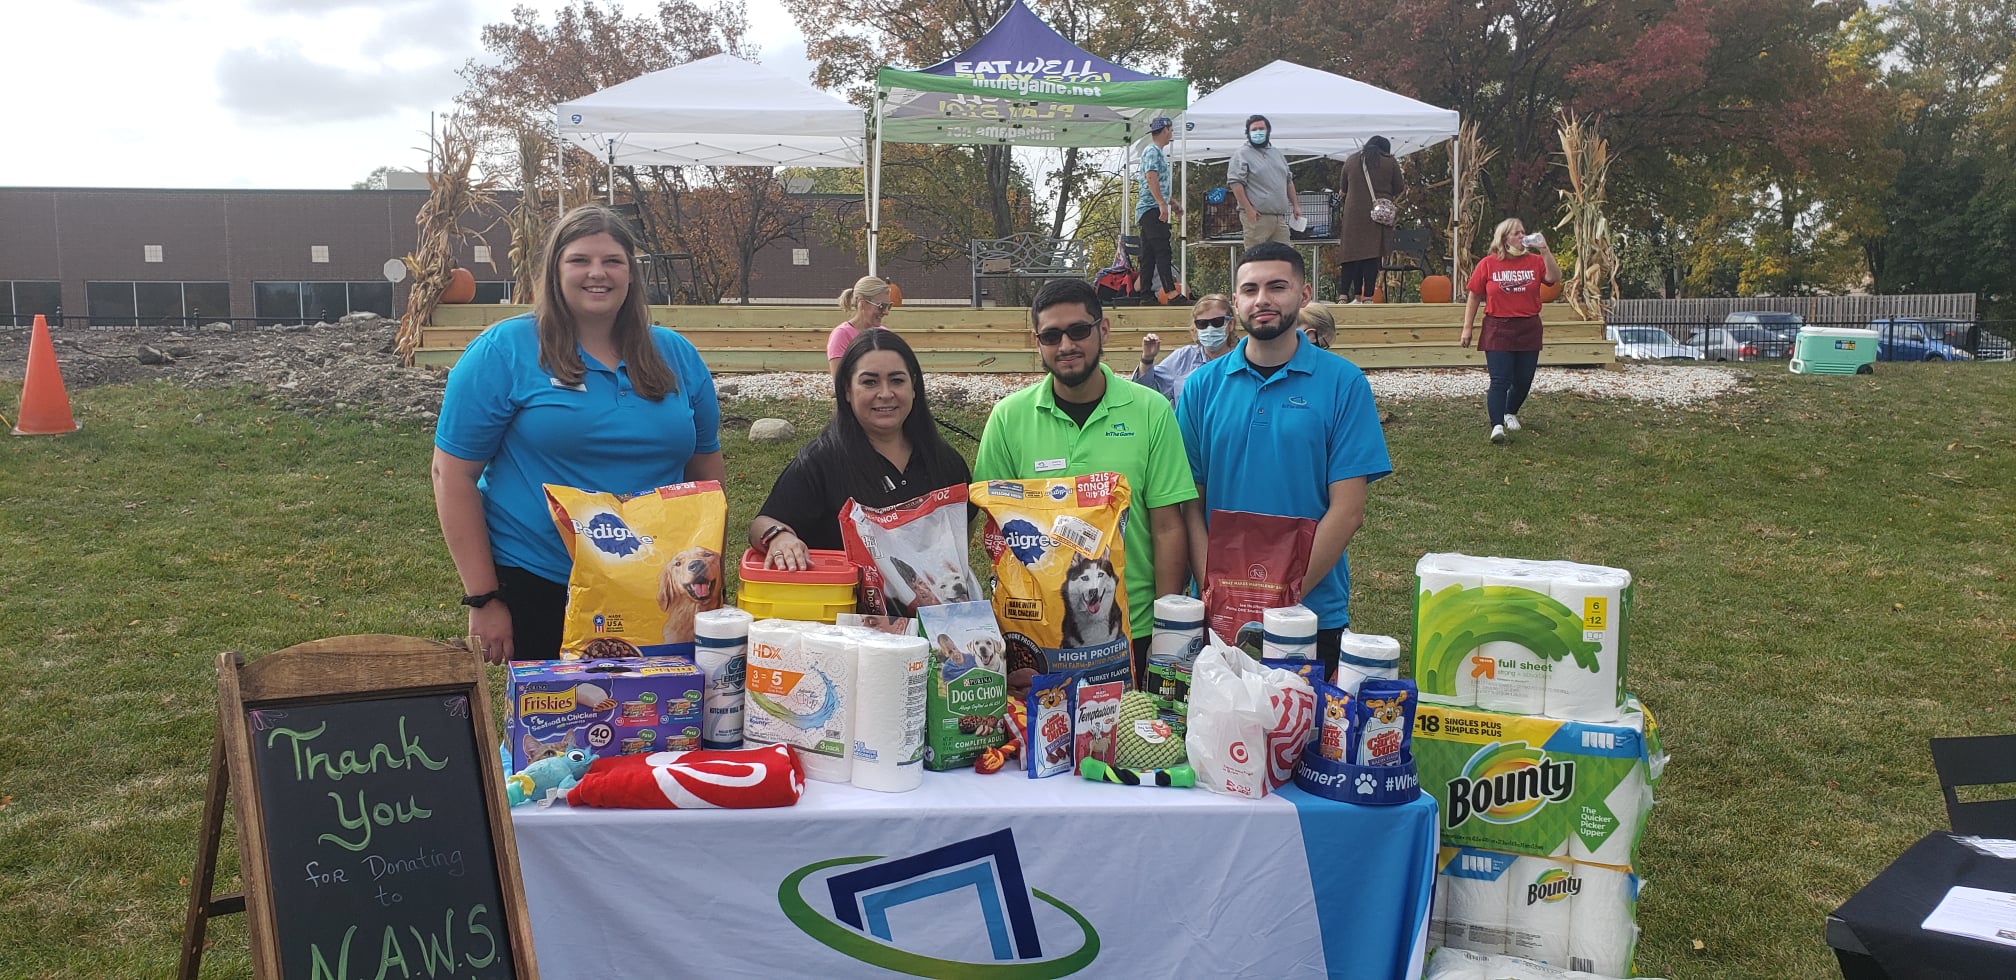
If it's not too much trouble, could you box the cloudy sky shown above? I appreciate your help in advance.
[0,0,815,189]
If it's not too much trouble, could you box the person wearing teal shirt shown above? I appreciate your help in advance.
[974,278,1197,680]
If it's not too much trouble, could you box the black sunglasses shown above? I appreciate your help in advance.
[1034,321,1099,346]
[1194,315,1230,329]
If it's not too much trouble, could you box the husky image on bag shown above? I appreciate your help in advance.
[1061,553,1124,648]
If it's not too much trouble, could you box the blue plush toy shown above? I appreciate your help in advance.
[506,746,594,807]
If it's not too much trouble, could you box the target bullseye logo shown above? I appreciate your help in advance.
[1229,741,1249,764]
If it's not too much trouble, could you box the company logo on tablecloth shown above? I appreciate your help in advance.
[778,828,1100,976]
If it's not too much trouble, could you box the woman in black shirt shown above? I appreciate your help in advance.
[748,330,972,568]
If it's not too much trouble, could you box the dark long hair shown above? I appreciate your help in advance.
[532,205,677,399]
[809,329,958,498]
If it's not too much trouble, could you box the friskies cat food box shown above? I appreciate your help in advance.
[505,658,704,773]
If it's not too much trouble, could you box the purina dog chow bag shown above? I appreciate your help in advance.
[914,600,1009,771]
[545,481,729,660]
[970,474,1135,690]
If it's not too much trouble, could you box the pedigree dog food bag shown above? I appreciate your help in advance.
[545,481,729,660]
[970,474,1134,690]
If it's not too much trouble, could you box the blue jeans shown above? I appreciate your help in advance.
[1485,349,1540,426]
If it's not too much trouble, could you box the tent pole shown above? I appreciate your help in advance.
[607,146,616,205]
[556,141,565,212]
[868,93,885,278]
[1178,121,1188,293]
[1449,135,1460,294]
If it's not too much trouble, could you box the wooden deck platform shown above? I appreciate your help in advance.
[418,303,1613,373]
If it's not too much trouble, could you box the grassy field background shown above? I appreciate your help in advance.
[1,363,2011,977]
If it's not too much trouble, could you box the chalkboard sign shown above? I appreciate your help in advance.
[180,635,537,979]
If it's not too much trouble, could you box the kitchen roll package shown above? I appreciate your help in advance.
[744,619,859,783]
[1433,848,1643,977]
[1425,947,1660,980]
[1334,630,1401,696]
[1261,604,1319,661]
[1149,594,1206,668]
[849,631,929,793]
[1413,554,1633,720]
[692,607,754,749]
[1416,701,1663,864]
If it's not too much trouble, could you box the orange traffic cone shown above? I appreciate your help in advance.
[12,314,81,436]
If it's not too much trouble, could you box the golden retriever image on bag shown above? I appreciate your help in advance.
[545,481,728,660]
[970,473,1135,691]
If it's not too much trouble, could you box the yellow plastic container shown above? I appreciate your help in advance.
[735,548,859,623]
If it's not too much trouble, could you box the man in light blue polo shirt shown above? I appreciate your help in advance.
[1177,241,1391,675]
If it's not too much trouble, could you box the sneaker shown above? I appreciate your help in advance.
[1503,414,1522,432]
[1490,424,1510,444]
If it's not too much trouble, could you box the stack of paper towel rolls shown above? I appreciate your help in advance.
[1413,554,1630,723]
[1261,604,1319,660]
[1429,848,1639,977]
[693,607,753,749]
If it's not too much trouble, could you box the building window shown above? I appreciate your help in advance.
[144,244,164,263]
[84,281,231,326]
[4,281,62,326]
[470,281,513,304]
[254,281,305,324]
[792,248,811,266]
[87,282,138,325]
[473,245,492,264]
[253,281,399,323]
[311,245,330,263]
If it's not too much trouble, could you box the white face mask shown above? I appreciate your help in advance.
[1198,325,1229,349]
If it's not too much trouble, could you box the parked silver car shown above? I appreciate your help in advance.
[1607,325,1705,360]
[1687,327,1793,361]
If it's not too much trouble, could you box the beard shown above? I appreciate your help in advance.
[1239,305,1299,342]
[1045,348,1102,388]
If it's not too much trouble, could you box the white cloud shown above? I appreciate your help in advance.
[215,41,455,123]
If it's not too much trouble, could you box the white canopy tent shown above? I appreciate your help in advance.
[1143,61,1461,289]
[554,54,868,205]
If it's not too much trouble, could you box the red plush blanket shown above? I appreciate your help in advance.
[565,744,806,809]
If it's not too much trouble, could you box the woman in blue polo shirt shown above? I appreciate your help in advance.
[432,206,724,662]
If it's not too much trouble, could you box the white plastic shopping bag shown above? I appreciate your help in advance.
[1184,637,1316,798]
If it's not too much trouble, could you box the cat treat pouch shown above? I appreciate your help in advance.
[545,481,729,660]
[970,474,1134,690]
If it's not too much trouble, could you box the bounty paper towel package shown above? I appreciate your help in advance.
[1416,701,1662,865]
[1433,848,1643,977]
[1414,554,1633,721]
[506,658,705,772]
[1425,947,1661,980]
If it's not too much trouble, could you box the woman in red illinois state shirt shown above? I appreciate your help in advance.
[1461,217,1562,445]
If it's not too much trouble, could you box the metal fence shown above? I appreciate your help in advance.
[1609,294,1977,323]
[2,310,372,331]
[1606,318,2015,363]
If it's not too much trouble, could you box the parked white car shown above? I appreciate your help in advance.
[1607,325,1705,361]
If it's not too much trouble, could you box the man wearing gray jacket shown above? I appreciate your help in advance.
[1227,113,1300,249]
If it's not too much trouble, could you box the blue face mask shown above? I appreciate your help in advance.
[1248,130,1269,146]
[1198,325,1229,349]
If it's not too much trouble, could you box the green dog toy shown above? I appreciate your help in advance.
[1079,758,1196,787]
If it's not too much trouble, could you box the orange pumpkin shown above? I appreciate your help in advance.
[441,267,477,304]
[886,280,904,308]
[1419,274,1454,304]
[1539,279,1564,303]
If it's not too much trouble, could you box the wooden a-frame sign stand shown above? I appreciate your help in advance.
[179,635,538,978]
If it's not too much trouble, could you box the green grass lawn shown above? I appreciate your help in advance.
[2,364,2011,977]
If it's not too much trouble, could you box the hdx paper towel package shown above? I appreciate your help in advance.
[1429,847,1644,977]
[1415,700,1664,866]
[1413,554,1632,722]
[744,619,858,783]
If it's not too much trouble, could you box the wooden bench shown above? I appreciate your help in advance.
[970,233,1092,308]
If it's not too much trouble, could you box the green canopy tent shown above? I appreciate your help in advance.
[867,0,1188,276]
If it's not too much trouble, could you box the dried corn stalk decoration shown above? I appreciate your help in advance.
[507,129,548,305]
[1452,121,1496,288]
[396,119,500,366]
[1554,114,1619,321]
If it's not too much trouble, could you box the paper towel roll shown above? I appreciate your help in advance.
[850,632,928,793]
[1475,567,1549,715]
[1569,759,1650,867]
[1416,560,1484,707]
[1150,594,1207,668]
[1503,856,1574,966]
[1567,864,1639,977]
[1420,948,1494,980]
[692,607,754,749]
[1441,852,1513,955]
[797,626,860,783]
[1428,874,1450,950]
[1543,569,1628,723]
[1262,604,1319,660]
[1334,630,1401,696]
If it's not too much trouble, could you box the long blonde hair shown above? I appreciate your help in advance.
[838,276,890,311]
[1487,217,1527,262]
[532,205,676,398]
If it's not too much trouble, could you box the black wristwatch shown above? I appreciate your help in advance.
[759,523,790,549]
[460,589,503,608]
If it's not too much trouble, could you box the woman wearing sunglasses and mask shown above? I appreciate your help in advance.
[1131,294,1238,405]
[826,275,894,375]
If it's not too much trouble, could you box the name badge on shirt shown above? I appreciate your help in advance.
[549,378,588,392]
[1033,457,1067,473]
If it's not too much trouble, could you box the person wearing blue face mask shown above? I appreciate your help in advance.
[1131,293,1237,405]
[1226,113,1300,250]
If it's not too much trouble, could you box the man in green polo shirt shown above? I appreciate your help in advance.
[975,278,1197,681]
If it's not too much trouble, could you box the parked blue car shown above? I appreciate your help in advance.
[1868,318,1974,361]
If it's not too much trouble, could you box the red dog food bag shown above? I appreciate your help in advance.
[1203,510,1317,657]
[841,485,983,620]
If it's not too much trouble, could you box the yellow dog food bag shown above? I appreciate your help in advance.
[545,481,728,660]
[970,474,1134,689]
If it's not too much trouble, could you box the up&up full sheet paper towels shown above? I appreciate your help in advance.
[1414,701,1663,868]
[1413,554,1633,722]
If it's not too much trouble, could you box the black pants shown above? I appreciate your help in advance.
[496,564,569,661]
[1315,627,1347,681]
[1485,349,1541,426]
[1136,207,1175,296]
[1337,257,1380,300]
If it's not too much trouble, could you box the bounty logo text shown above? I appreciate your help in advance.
[1445,741,1576,828]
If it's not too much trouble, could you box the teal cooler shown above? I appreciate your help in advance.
[1791,327,1878,374]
